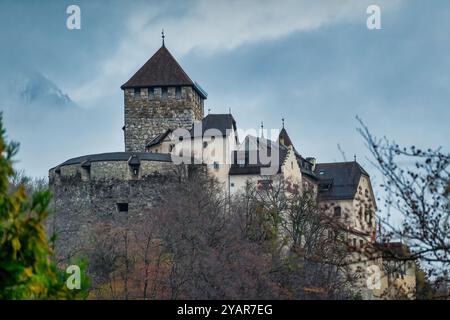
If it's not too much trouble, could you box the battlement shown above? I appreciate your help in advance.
[123,86,204,152]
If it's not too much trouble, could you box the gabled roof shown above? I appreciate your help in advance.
[278,128,294,149]
[296,155,318,180]
[229,136,289,175]
[146,129,172,148]
[315,161,370,200]
[121,45,206,98]
[190,114,236,137]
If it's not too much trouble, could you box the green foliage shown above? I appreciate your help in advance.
[0,114,85,299]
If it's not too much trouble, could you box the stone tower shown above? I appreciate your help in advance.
[121,43,207,152]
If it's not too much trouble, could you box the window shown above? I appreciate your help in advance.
[366,211,373,225]
[169,144,175,152]
[117,203,128,212]
[360,239,364,249]
[353,238,357,247]
[162,87,168,100]
[213,162,219,170]
[148,88,154,100]
[230,183,235,187]
[203,141,208,148]
[334,206,342,217]
[176,87,182,99]
[134,88,140,100]
[179,136,184,142]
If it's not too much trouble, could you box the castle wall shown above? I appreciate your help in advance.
[48,158,180,263]
[124,86,204,152]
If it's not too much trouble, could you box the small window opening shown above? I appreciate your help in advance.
[134,88,140,100]
[117,203,128,212]
[334,206,342,217]
[162,87,168,100]
[148,88,154,100]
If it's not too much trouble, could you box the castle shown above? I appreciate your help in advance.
[48,39,416,299]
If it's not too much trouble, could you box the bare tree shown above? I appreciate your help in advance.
[357,117,449,286]
[233,177,357,299]
[150,169,281,299]
[81,167,358,299]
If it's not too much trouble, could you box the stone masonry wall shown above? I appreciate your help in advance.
[48,160,180,263]
[124,86,204,152]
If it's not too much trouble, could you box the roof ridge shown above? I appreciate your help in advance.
[161,46,194,85]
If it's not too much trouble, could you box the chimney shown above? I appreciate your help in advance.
[306,157,316,171]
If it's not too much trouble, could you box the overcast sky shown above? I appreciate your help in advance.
[0,0,449,191]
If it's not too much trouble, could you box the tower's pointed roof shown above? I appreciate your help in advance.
[278,128,294,149]
[121,45,195,89]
